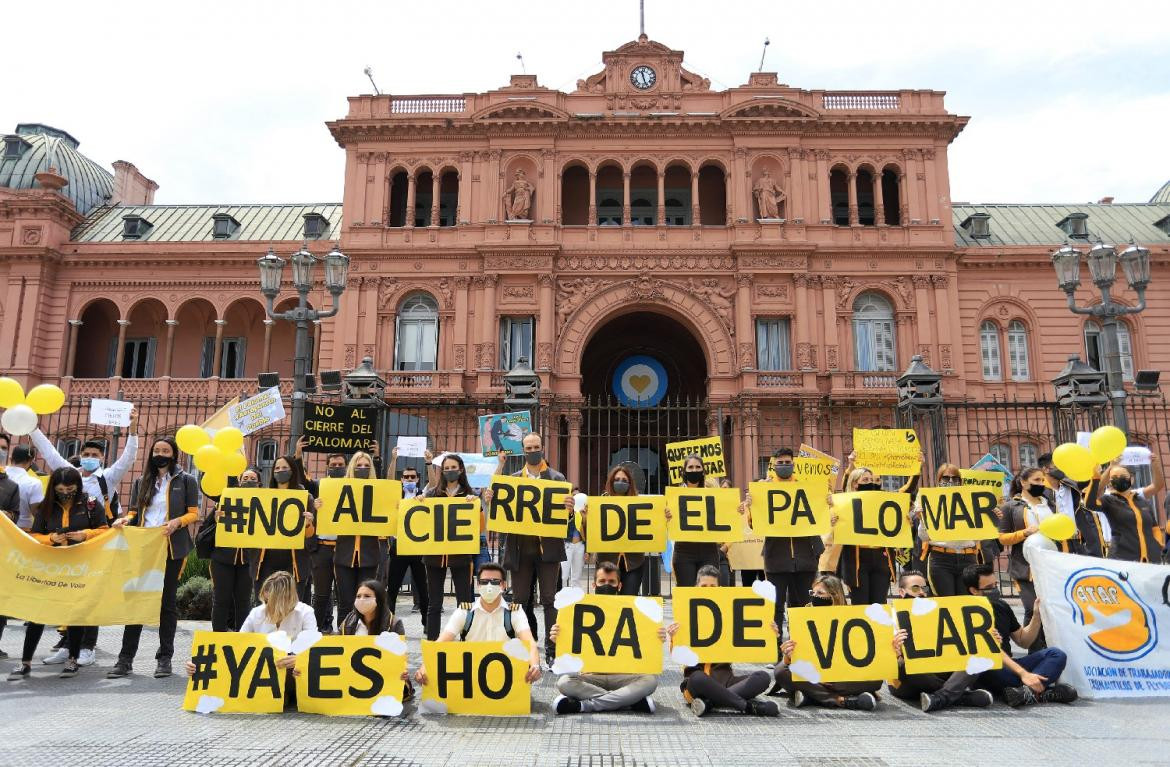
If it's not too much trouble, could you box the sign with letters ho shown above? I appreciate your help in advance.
[420,640,533,716]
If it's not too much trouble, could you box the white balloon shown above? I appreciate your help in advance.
[1022,532,1057,566]
[1,404,38,436]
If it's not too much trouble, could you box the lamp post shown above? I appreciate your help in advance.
[895,354,944,474]
[258,242,350,449]
[1051,239,1150,433]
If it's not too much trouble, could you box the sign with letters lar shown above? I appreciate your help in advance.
[748,479,830,537]
[216,488,309,549]
[486,474,572,538]
[397,497,482,555]
[584,495,667,553]
[553,592,664,675]
[829,491,913,548]
[314,478,401,537]
[892,596,1002,675]
[665,487,742,543]
[787,604,899,683]
[421,640,533,716]
[672,586,776,664]
[917,486,1001,542]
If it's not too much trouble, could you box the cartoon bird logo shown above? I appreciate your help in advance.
[1064,569,1157,662]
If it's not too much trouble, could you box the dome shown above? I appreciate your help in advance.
[0,124,114,215]
[1152,179,1170,204]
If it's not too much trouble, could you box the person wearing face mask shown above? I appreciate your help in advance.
[340,579,414,703]
[30,412,138,528]
[997,467,1059,633]
[4,444,45,532]
[826,465,898,605]
[576,466,648,595]
[916,464,983,598]
[307,453,349,633]
[108,437,200,680]
[417,454,484,640]
[668,454,721,588]
[1088,457,1165,563]
[0,435,21,659]
[250,455,317,610]
[382,447,433,629]
[1039,452,1105,558]
[549,561,666,715]
[201,468,263,632]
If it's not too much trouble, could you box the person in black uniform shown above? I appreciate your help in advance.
[421,453,483,640]
[668,454,720,588]
[321,451,387,632]
[1088,456,1165,563]
[829,464,897,605]
[1039,451,1105,557]
[250,455,316,605]
[309,453,349,632]
[577,464,648,595]
[384,447,431,629]
[205,467,262,631]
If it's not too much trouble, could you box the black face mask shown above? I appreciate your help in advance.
[524,450,544,466]
[774,464,795,479]
[594,583,620,596]
[239,480,260,488]
[612,479,630,495]
[857,482,882,492]
[151,455,173,470]
[327,467,346,479]
[683,470,705,485]
[980,587,1003,601]
[353,468,372,480]
[1026,483,1047,498]
[442,469,461,484]
[809,595,834,607]
[273,470,293,484]
[1111,477,1132,493]
[55,490,77,504]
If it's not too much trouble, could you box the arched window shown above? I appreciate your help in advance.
[852,293,896,372]
[1018,442,1038,470]
[980,321,1002,381]
[395,293,439,371]
[990,442,1012,472]
[1007,321,1030,381]
[1084,320,1134,381]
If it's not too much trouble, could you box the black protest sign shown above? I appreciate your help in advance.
[302,402,377,454]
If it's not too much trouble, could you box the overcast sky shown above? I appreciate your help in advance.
[7,0,1167,206]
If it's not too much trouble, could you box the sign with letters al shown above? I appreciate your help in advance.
[420,640,533,715]
[486,474,571,538]
[917,486,1001,542]
[294,633,409,717]
[787,604,899,683]
[552,591,664,675]
[748,480,830,537]
[302,402,377,454]
[584,495,667,553]
[315,478,401,537]
[671,585,776,664]
[396,497,482,556]
[892,596,1002,675]
[829,491,912,548]
[183,630,288,714]
[664,437,726,484]
[216,488,309,549]
[665,487,742,543]
[852,428,920,476]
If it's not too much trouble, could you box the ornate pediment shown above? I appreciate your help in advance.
[720,98,820,122]
[574,35,710,95]
[469,101,571,123]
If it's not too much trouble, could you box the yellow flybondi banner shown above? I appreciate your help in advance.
[852,428,921,476]
[748,480,830,537]
[787,604,899,683]
[315,478,401,537]
[396,497,482,556]
[665,487,743,543]
[891,596,1003,675]
[917,486,1002,542]
[294,634,409,717]
[584,495,667,553]
[216,488,310,549]
[183,630,287,714]
[421,640,533,715]
[553,593,664,675]
[671,586,776,664]
[485,474,572,538]
[829,491,913,548]
[664,437,726,484]
[0,516,167,626]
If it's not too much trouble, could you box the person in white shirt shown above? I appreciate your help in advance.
[5,445,44,531]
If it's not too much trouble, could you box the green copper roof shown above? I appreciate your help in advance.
[0,124,114,215]
[953,202,1170,247]
[72,203,343,242]
[1151,180,1170,204]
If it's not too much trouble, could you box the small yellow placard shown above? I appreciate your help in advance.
[396,497,482,556]
[216,489,310,549]
[672,587,775,664]
[554,594,664,674]
[852,428,921,476]
[486,474,572,538]
[830,491,913,548]
[421,640,532,716]
[664,437,726,484]
[748,480,830,537]
[787,605,899,683]
[891,596,1002,675]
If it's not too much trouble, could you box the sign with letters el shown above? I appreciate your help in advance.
[671,585,776,664]
[303,402,377,454]
[787,604,899,683]
[892,596,1002,676]
[664,437,726,485]
[748,480,830,537]
[294,633,409,717]
[396,497,482,556]
[183,630,288,714]
[584,495,667,553]
[216,488,309,549]
[917,486,1001,542]
[314,478,401,537]
[420,640,533,716]
[665,487,743,543]
[486,474,572,538]
[552,591,664,675]
[829,491,912,548]
[852,428,920,476]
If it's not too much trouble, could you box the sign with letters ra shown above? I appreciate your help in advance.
[216,488,309,549]
[314,478,401,537]
[302,402,377,454]
[852,427,920,476]
[421,640,533,716]
[917,486,1001,542]
[671,584,777,664]
[892,596,1002,676]
[396,497,482,556]
[294,633,409,717]
[183,630,287,714]
[664,437,726,484]
[553,591,664,675]
[748,480,830,537]
[787,604,899,683]
[830,491,912,548]
[665,486,743,543]
[486,474,571,538]
[584,495,667,553]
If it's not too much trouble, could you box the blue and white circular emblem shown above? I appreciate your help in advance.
[613,355,668,407]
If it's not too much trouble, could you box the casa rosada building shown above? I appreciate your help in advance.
[2,35,1169,487]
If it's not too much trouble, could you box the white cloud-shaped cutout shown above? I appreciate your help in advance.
[102,533,130,550]
[751,579,777,603]
[375,632,407,656]
[502,638,530,662]
[670,646,700,666]
[865,603,895,626]
[551,654,584,675]
[290,630,323,654]
[553,586,585,609]
[965,656,995,675]
[122,569,165,592]
[789,660,821,683]
[634,597,663,623]
[371,695,403,717]
[194,695,224,714]
[911,597,938,616]
[266,630,292,653]
[419,698,448,715]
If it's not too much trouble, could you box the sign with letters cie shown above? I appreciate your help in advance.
[917,486,1001,542]
[748,480,830,537]
[893,596,1002,676]
[553,591,664,675]
[216,488,309,550]
[665,487,743,543]
[314,478,402,537]
[584,495,667,553]
[421,640,533,716]
[852,428,920,476]
[302,402,377,454]
[486,474,572,538]
[787,604,899,683]
[664,437,726,485]
[396,497,482,556]
[671,585,777,664]
[830,491,913,548]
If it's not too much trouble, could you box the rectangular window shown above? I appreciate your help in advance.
[499,316,535,370]
[110,337,156,378]
[755,318,792,371]
[980,325,1002,380]
[1007,326,1030,381]
[395,319,438,371]
[200,337,247,378]
[854,319,896,372]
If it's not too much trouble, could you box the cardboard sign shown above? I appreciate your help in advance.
[892,596,1002,676]
[792,457,837,489]
[671,586,776,664]
[88,398,133,428]
[665,487,743,543]
[435,452,496,489]
[726,528,764,571]
[216,488,310,549]
[799,443,841,472]
[664,437,726,484]
[294,634,409,717]
[314,478,401,537]
[486,474,572,538]
[479,411,531,456]
[395,436,427,458]
[852,428,920,476]
[583,495,667,553]
[971,453,1013,479]
[397,497,482,556]
[421,640,532,716]
[960,468,1010,500]
[830,491,913,548]
[787,605,899,683]
[183,630,287,714]
[748,480,830,537]
[228,387,286,436]
[303,402,377,454]
[917,486,1001,542]
[553,592,664,674]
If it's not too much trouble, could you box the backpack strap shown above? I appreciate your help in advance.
[459,603,475,640]
[505,602,520,639]
[96,473,119,521]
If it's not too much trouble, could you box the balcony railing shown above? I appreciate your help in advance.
[757,373,802,388]
[391,96,466,114]
[821,93,901,110]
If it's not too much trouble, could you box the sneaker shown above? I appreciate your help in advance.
[106,662,132,679]
[1038,683,1078,704]
[1003,685,1037,708]
[748,698,780,717]
[792,690,808,708]
[689,696,709,717]
[154,659,173,678]
[59,661,79,679]
[77,649,96,667]
[920,692,944,713]
[843,691,877,711]
[959,689,994,708]
[553,694,582,715]
[6,664,30,681]
[0,649,8,660]
[41,647,69,665]
[629,696,656,714]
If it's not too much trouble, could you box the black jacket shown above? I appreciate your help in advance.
[127,466,200,560]
[501,466,568,567]
[1043,478,1105,558]
[30,496,106,545]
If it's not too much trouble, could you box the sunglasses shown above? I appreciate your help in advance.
[478,578,503,586]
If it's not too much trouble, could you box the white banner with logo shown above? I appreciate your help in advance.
[1032,549,1170,698]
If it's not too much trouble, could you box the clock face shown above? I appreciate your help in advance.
[630,65,656,90]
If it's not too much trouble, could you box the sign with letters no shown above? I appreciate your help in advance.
[216,488,309,549]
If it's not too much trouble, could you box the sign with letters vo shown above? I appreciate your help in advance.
[314,478,401,537]
[671,586,776,664]
[421,640,533,715]
[216,488,310,549]
[396,497,482,555]
[787,604,899,683]
[748,480,830,537]
[665,487,743,543]
[584,495,667,553]
[829,491,913,548]
[486,474,572,538]
[553,592,664,675]
[892,596,1002,675]
[917,486,1001,542]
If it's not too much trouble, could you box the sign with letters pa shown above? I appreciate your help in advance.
[787,604,899,683]
[420,640,533,715]
[852,428,920,476]
[665,487,743,543]
[892,596,1002,675]
[664,437,726,484]
[216,488,309,549]
[486,474,572,538]
[183,630,287,714]
[748,480,830,537]
[302,402,377,454]
[671,585,776,664]
[552,591,664,675]
[314,478,401,537]
[294,633,409,717]
[829,491,912,548]
[917,486,1001,542]
[584,495,667,553]
[396,497,482,556]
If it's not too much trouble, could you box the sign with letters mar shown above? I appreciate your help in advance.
[665,487,743,543]
[671,585,776,664]
[396,497,482,556]
[852,428,920,476]
[486,474,572,538]
[748,480,830,537]
[302,402,377,454]
[917,486,1001,542]
[294,633,409,717]
[892,596,1002,676]
[314,478,401,537]
[664,436,726,484]
[584,495,667,553]
[420,640,533,716]
[183,630,287,714]
[553,591,664,675]
[787,604,899,683]
[216,488,310,549]
[829,491,913,548]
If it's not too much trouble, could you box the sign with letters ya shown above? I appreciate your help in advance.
[216,488,309,549]
[892,596,1002,675]
[420,640,533,715]
[829,491,913,548]
[852,428,920,476]
[664,437,726,484]
[486,474,572,538]
[584,495,667,553]
[748,480,830,537]
[396,497,482,555]
[917,486,1001,542]
[294,633,409,717]
[787,604,899,683]
[552,591,664,675]
[665,487,743,543]
[183,630,288,714]
[314,478,401,537]
[671,584,777,664]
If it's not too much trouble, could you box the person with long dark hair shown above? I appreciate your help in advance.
[251,455,316,605]
[668,454,720,587]
[421,453,483,640]
[997,466,1057,631]
[1089,456,1166,563]
[577,464,648,595]
[322,451,387,631]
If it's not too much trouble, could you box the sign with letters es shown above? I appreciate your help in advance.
[396,497,482,556]
[892,596,1002,676]
[302,402,377,454]
[665,487,743,543]
[584,495,667,553]
[421,640,533,715]
[314,478,401,537]
[917,486,1001,542]
[748,480,830,537]
[664,437,726,484]
[216,488,309,549]
[486,474,572,538]
[553,592,664,675]
[672,586,776,664]
[183,630,287,714]
[294,634,409,717]
[852,428,920,476]
[829,491,912,548]
[787,604,899,683]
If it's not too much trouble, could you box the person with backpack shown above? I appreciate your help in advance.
[198,467,262,631]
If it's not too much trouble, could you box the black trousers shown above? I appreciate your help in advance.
[509,558,560,652]
[889,670,974,705]
[850,566,891,605]
[673,551,718,588]
[739,570,766,586]
[386,553,429,624]
[335,563,379,629]
[210,559,253,632]
[926,550,977,598]
[766,570,815,650]
[310,545,336,632]
[618,559,645,596]
[773,667,882,706]
[118,556,184,664]
[686,669,771,712]
[82,625,100,651]
[22,624,84,664]
[426,561,475,640]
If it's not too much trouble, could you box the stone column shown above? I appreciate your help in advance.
[873,171,885,226]
[479,275,498,370]
[261,318,274,370]
[735,274,753,370]
[587,171,597,225]
[622,171,631,226]
[815,150,830,223]
[847,171,859,226]
[162,319,178,377]
[566,411,582,487]
[820,276,841,371]
[430,173,441,226]
[63,319,82,377]
[453,277,470,371]
[112,319,130,377]
[922,149,939,223]
[913,276,932,363]
[794,274,812,369]
[656,170,665,225]
[537,274,554,371]
[690,169,701,226]
[788,149,804,222]
[210,319,227,377]
[405,173,417,228]
[897,171,909,225]
[933,275,954,373]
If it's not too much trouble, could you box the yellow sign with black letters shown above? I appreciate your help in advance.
[917,486,1001,542]
[183,630,287,714]
[486,474,572,538]
[294,634,409,716]
[421,640,532,716]
[787,604,899,683]
[216,488,310,549]
[830,491,913,548]
[554,594,664,674]
[852,428,920,476]
[672,587,775,664]
[584,495,667,553]
[891,596,1003,675]
[314,478,401,537]
[665,487,743,543]
[748,480,830,537]
[396,497,482,556]
[664,437,726,484]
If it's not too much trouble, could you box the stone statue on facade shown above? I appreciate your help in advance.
[753,168,785,220]
[501,169,534,220]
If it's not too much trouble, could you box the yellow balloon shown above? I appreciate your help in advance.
[213,427,244,453]
[194,444,224,473]
[1052,442,1094,482]
[224,451,248,477]
[1089,425,1127,465]
[0,377,24,409]
[1039,513,1077,542]
[176,424,211,455]
[200,472,227,497]
[24,384,65,415]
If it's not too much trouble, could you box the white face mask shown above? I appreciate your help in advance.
[354,595,376,615]
[478,583,502,602]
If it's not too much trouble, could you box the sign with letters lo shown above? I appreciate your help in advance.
[294,633,409,717]
[664,437,726,485]
[671,585,776,664]
[892,596,1002,676]
[852,428,920,476]
[584,495,667,553]
[665,487,743,543]
[396,497,482,556]
[183,630,287,714]
[552,591,664,675]
[787,604,899,683]
[829,491,912,548]
[917,486,1001,542]
[315,478,401,537]
[421,640,533,716]
[748,480,830,537]
[486,474,572,538]
[216,488,309,549]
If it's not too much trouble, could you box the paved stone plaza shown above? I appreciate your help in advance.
[0,602,1166,767]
